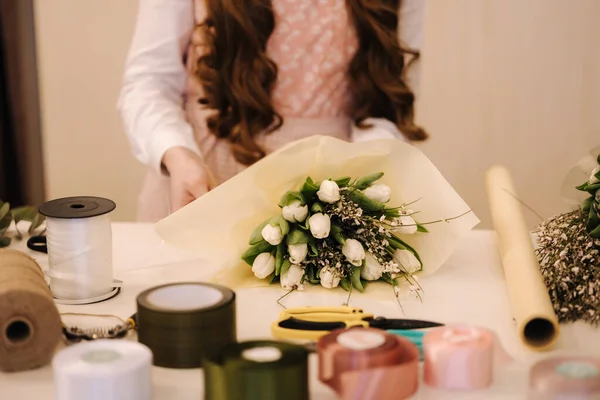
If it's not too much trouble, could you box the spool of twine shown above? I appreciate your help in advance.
[0,249,62,372]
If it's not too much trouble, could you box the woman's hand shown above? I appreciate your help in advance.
[162,147,212,213]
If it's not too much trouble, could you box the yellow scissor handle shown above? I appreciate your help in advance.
[271,305,372,341]
[276,305,372,322]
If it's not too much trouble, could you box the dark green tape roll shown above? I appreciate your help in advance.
[204,340,309,400]
[136,282,236,369]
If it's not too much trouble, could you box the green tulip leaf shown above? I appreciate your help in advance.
[331,224,346,245]
[287,228,309,245]
[275,243,285,275]
[347,190,385,212]
[350,266,365,293]
[334,176,351,187]
[280,259,292,277]
[241,240,272,265]
[354,172,384,190]
[310,202,324,214]
[278,191,305,207]
[340,277,351,292]
[249,218,271,245]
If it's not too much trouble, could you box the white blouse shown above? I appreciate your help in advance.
[117,0,426,173]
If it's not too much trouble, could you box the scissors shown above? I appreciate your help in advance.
[271,306,443,342]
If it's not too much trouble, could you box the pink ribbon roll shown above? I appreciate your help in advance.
[529,356,600,400]
[317,327,419,400]
[423,325,496,390]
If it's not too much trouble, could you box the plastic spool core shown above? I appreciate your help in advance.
[3,317,33,345]
[524,318,556,347]
[241,347,282,363]
[337,330,385,350]
[146,284,224,311]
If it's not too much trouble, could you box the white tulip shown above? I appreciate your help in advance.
[316,180,341,203]
[361,253,385,281]
[393,249,421,274]
[342,238,365,267]
[308,213,331,239]
[590,166,600,184]
[319,267,340,289]
[280,264,304,290]
[252,253,275,279]
[288,243,308,264]
[261,224,283,245]
[282,200,309,222]
[394,214,418,235]
[363,184,391,203]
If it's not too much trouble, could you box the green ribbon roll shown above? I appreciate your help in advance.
[203,340,309,400]
[136,282,236,369]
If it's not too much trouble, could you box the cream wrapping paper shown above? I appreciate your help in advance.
[485,166,559,350]
[156,135,479,298]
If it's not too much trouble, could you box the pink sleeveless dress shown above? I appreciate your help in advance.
[138,0,358,221]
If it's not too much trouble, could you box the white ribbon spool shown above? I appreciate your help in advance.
[52,339,153,400]
[39,197,121,304]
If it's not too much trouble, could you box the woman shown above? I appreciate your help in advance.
[118,0,427,222]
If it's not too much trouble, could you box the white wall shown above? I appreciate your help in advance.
[417,0,600,228]
[34,0,145,221]
[34,0,600,226]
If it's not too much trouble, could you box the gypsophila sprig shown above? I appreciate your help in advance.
[241,173,429,296]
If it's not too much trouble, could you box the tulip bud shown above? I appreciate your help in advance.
[361,253,385,281]
[261,224,283,245]
[317,179,341,203]
[308,213,331,239]
[288,243,308,264]
[341,238,365,267]
[282,200,309,223]
[393,249,421,274]
[319,267,340,289]
[363,184,391,203]
[251,252,275,279]
[394,212,418,235]
[280,263,304,290]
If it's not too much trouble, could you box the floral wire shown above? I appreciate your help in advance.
[392,278,405,314]
[276,288,296,309]
[405,209,473,226]
[344,283,353,306]
[502,188,545,222]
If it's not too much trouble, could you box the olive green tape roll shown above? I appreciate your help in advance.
[136,282,236,369]
[204,340,309,400]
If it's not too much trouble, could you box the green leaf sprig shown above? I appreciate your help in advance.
[0,199,46,247]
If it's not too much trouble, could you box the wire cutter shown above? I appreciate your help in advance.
[271,306,443,341]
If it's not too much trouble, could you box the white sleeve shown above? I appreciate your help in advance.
[117,0,201,174]
[351,0,426,143]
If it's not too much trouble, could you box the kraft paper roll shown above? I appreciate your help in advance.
[136,282,236,368]
[317,327,419,400]
[52,339,153,400]
[0,249,62,372]
[423,325,494,390]
[203,340,309,400]
[529,356,600,400]
[486,166,559,350]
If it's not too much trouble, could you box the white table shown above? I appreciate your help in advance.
[2,223,600,399]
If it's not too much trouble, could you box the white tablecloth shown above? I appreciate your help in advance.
[2,223,600,399]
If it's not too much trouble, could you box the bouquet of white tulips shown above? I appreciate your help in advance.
[155,136,480,298]
[242,172,427,293]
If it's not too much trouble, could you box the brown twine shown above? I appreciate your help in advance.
[0,249,62,372]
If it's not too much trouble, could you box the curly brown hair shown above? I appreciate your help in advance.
[195,0,427,166]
